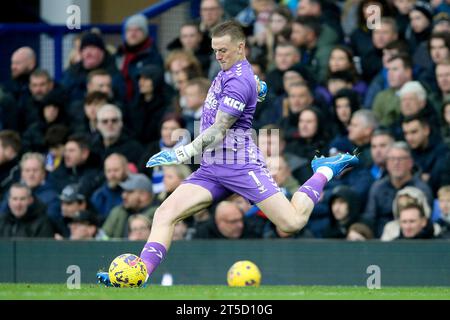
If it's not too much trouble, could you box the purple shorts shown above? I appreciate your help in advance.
[183,161,281,204]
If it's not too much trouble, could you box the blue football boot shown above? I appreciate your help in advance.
[311,152,359,177]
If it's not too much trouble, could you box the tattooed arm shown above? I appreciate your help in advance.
[193,110,238,153]
[146,110,238,167]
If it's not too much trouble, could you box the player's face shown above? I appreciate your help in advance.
[212,35,244,71]
[399,208,426,238]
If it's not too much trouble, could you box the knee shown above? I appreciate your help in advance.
[152,203,179,226]
[277,216,307,234]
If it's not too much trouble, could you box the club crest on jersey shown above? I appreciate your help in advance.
[205,91,218,109]
[224,96,245,112]
[213,79,221,94]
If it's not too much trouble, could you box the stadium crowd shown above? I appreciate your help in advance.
[0,0,450,241]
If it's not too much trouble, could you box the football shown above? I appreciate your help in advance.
[227,260,262,287]
[108,253,148,288]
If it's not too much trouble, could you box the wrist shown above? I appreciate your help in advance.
[174,144,195,162]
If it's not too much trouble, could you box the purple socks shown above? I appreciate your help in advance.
[298,172,327,204]
[140,242,167,276]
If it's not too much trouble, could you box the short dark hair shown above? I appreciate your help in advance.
[384,40,410,55]
[84,91,109,105]
[211,20,245,42]
[429,31,450,52]
[293,16,322,37]
[388,53,413,70]
[402,114,430,127]
[45,124,70,148]
[30,69,52,82]
[399,202,426,219]
[66,133,91,150]
[0,130,21,153]
[87,69,111,84]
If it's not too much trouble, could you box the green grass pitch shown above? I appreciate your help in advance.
[1,284,450,300]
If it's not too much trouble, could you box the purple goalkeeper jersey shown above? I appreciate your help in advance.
[201,59,262,166]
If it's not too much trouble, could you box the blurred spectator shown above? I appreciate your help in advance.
[364,39,410,109]
[436,185,450,238]
[49,133,102,194]
[0,153,59,228]
[167,21,212,75]
[361,17,399,82]
[331,88,361,136]
[101,173,157,238]
[193,200,264,239]
[258,125,309,184]
[55,183,89,238]
[90,153,129,223]
[369,129,395,180]
[72,91,108,140]
[296,0,343,47]
[129,65,171,145]
[381,186,437,240]
[290,16,333,83]
[372,53,413,127]
[250,5,292,71]
[64,210,108,240]
[0,130,21,200]
[433,60,450,113]
[432,12,450,33]
[265,43,301,97]
[320,45,367,104]
[5,47,37,113]
[182,77,210,138]
[44,125,70,172]
[61,32,125,103]
[67,69,116,121]
[323,185,362,239]
[421,32,450,92]
[396,202,436,239]
[116,13,163,103]
[278,82,315,143]
[173,220,189,241]
[362,142,433,237]
[91,104,144,166]
[0,183,54,238]
[286,106,330,160]
[22,69,55,132]
[66,33,82,68]
[329,109,378,168]
[22,90,69,153]
[265,155,299,198]
[127,214,152,241]
[442,99,450,148]
[199,0,224,35]
[346,222,374,241]
[157,164,192,204]
[402,115,448,194]
[0,86,18,132]
[405,1,434,70]
[138,113,189,193]
[393,81,441,140]
[236,0,275,35]
[392,0,416,37]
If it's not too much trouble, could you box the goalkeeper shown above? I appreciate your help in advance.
[98,21,358,285]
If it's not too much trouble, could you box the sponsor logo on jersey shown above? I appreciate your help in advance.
[224,96,245,112]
